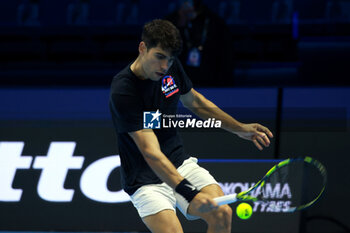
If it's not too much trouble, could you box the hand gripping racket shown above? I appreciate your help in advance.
[214,157,327,213]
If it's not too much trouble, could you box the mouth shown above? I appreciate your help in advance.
[155,72,164,77]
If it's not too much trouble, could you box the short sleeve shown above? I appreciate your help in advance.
[175,58,193,95]
[109,93,143,133]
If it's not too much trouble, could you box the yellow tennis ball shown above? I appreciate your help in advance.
[236,203,253,220]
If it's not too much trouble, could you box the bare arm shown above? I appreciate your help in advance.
[180,88,243,133]
[129,129,218,212]
[180,88,274,150]
[129,129,183,188]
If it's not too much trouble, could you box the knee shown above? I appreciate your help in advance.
[206,205,232,230]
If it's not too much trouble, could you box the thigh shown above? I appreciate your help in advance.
[187,183,225,217]
[190,184,233,233]
[200,183,225,197]
[175,157,219,220]
[143,209,184,233]
[130,183,176,219]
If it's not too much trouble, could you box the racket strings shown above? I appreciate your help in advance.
[240,158,327,212]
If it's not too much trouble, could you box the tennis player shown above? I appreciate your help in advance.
[109,19,273,233]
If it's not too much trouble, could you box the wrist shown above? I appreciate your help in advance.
[228,121,244,134]
[175,179,199,202]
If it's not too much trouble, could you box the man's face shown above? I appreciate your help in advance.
[140,43,175,81]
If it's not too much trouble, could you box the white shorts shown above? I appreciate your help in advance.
[130,157,219,220]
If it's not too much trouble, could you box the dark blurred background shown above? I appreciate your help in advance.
[0,0,349,87]
[0,0,349,233]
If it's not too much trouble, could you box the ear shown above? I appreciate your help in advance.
[139,41,147,54]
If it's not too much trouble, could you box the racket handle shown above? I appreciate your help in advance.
[214,194,237,206]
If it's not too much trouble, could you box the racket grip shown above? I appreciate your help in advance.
[214,194,237,206]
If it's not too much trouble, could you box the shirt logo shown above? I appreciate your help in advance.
[161,75,179,98]
[185,184,196,191]
[143,110,162,129]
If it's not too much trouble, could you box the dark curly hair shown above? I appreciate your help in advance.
[142,19,183,56]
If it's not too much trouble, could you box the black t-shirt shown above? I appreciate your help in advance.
[109,58,193,195]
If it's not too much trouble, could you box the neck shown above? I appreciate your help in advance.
[130,56,146,80]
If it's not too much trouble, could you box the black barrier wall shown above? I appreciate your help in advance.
[0,88,349,233]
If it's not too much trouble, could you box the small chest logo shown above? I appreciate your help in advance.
[161,75,179,98]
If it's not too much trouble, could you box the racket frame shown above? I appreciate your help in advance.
[213,156,327,212]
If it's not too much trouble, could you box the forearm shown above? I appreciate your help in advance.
[129,129,202,203]
[186,91,243,134]
[129,130,184,188]
[142,148,183,189]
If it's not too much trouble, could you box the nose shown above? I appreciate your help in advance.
[160,60,169,72]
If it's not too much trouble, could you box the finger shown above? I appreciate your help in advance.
[255,124,272,135]
[256,134,269,147]
[253,138,263,150]
[265,128,274,138]
[259,125,274,138]
[257,132,270,146]
[209,199,218,209]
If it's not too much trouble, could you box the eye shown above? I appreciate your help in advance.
[156,54,165,60]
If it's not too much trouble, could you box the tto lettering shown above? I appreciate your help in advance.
[0,141,130,203]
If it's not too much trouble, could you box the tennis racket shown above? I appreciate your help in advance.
[213,156,327,212]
